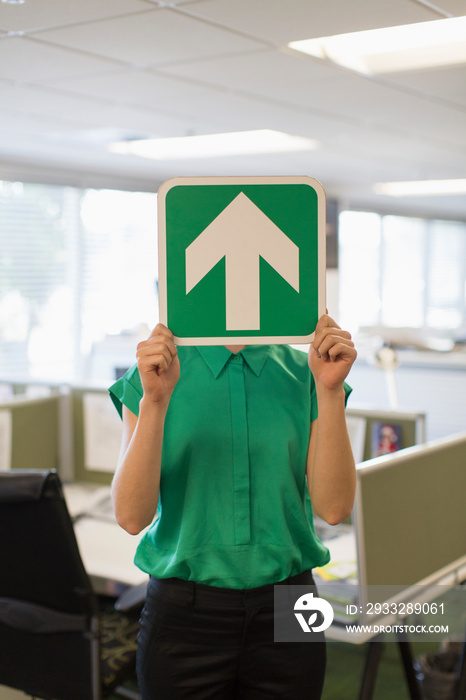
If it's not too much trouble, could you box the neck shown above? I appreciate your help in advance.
[224,344,247,354]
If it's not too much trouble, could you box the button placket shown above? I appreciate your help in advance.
[228,355,251,546]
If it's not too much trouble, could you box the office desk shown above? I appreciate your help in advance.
[63,482,149,596]
[313,522,466,700]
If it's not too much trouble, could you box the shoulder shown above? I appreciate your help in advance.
[177,345,199,362]
[266,345,312,383]
[109,362,143,418]
[268,344,309,371]
[108,347,200,418]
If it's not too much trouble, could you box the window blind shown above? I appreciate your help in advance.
[339,210,466,335]
[0,181,157,383]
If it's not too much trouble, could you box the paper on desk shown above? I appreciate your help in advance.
[63,482,113,519]
[346,415,366,464]
[0,409,12,471]
[74,516,148,587]
[315,532,357,582]
[0,383,14,402]
[83,392,122,472]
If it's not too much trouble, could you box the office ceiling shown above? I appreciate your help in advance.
[0,0,465,218]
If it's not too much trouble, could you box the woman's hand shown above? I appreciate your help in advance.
[308,314,357,392]
[136,323,180,407]
[307,314,357,524]
[113,323,178,535]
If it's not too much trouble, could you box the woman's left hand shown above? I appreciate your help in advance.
[308,314,357,391]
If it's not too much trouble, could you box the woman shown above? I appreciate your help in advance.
[109,313,357,699]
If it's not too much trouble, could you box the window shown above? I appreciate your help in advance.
[0,181,158,383]
[339,210,466,335]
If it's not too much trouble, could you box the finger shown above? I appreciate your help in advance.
[148,323,175,342]
[315,313,341,335]
[138,326,177,350]
[138,336,177,360]
[313,314,341,345]
[137,342,175,376]
[138,351,171,376]
[314,329,352,350]
[316,336,354,360]
[314,327,351,345]
[313,329,352,359]
[137,341,174,363]
[328,343,357,364]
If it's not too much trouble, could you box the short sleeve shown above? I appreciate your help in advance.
[310,379,353,423]
[108,363,143,419]
[344,381,353,406]
[310,373,318,423]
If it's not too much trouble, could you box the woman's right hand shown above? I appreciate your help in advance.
[136,323,180,407]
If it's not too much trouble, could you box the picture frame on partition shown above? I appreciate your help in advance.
[371,421,403,458]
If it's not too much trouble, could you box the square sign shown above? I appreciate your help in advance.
[158,176,326,345]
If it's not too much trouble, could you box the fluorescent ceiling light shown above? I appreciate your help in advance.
[108,129,318,160]
[287,16,466,74]
[374,179,466,196]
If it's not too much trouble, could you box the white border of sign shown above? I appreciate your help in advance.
[158,176,326,345]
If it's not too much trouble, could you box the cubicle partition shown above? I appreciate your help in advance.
[316,430,466,651]
[69,387,145,596]
[0,396,61,472]
[354,431,466,591]
[72,388,122,486]
[0,385,122,485]
[346,405,425,463]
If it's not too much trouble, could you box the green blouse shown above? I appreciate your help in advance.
[109,344,351,589]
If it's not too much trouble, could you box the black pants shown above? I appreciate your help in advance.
[136,570,326,699]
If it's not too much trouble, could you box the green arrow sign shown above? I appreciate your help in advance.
[158,176,326,345]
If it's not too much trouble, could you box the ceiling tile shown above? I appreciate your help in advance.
[160,48,347,101]
[0,83,193,135]
[36,8,264,67]
[386,66,466,108]
[171,0,218,5]
[429,0,466,15]
[40,67,231,114]
[290,74,466,147]
[0,108,87,136]
[160,48,466,147]
[0,37,120,82]
[183,0,438,45]
[37,67,295,134]
[0,0,150,33]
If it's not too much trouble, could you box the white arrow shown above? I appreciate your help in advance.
[185,192,299,331]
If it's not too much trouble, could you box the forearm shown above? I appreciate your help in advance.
[309,385,356,525]
[111,398,167,535]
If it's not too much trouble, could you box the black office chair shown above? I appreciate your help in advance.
[0,469,142,700]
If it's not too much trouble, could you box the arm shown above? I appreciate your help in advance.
[111,324,180,535]
[306,314,357,525]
